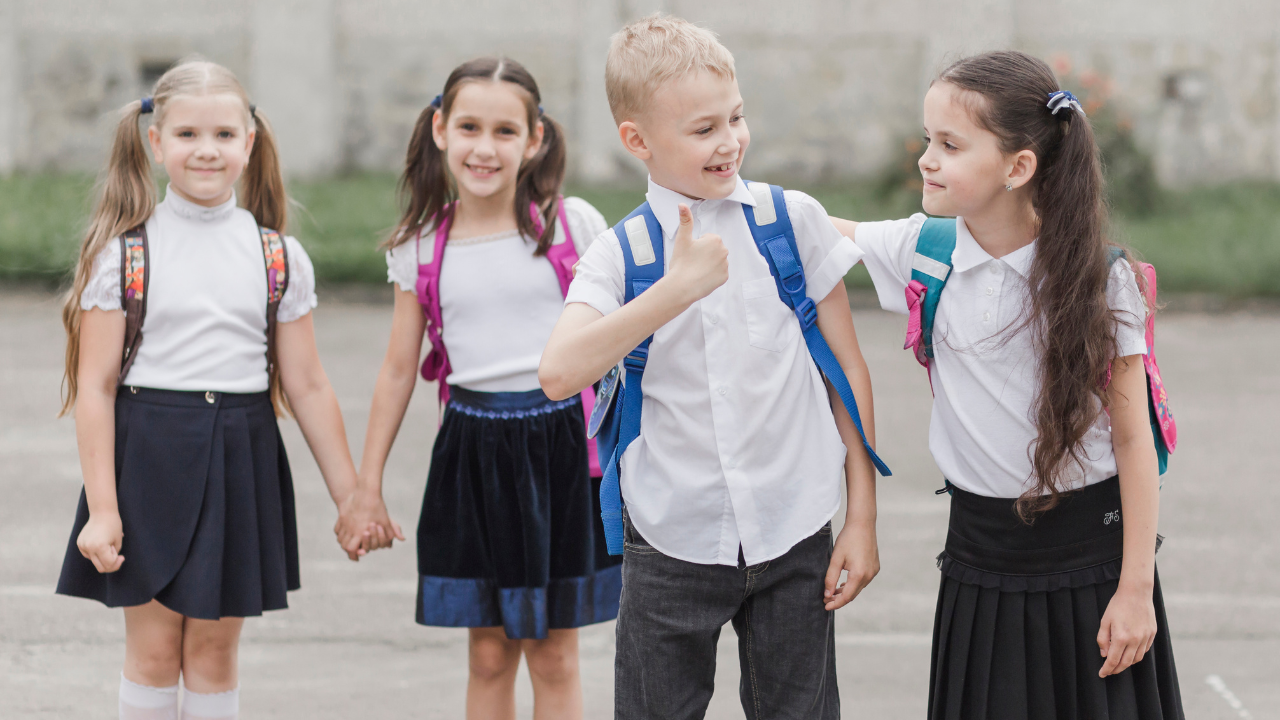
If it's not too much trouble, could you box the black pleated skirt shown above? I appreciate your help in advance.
[56,387,299,620]
[930,477,1184,720]
[416,386,622,640]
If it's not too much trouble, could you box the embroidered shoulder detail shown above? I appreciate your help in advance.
[122,228,146,301]
[260,228,287,303]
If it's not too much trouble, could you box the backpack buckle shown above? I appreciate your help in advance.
[624,347,649,373]
[781,270,805,295]
[794,297,818,330]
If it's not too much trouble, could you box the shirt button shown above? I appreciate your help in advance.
[986,287,994,296]
[709,315,719,325]
[990,265,1000,274]
[718,387,728,396]
[983,311,991,322]
[205,391,216,404]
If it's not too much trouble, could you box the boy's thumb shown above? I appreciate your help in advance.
[675,204,693,243]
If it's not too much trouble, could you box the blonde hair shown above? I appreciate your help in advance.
[60,60,290,416]
[605,14,736,124]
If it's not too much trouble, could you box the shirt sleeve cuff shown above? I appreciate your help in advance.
[564,282,621,316]
[806,236,864,301]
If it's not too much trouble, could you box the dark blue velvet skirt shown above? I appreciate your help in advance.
[56,387,299,620]
[416,386,622,640]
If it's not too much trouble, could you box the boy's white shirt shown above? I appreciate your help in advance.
[856,214,1148,499]
[566,176,863,566]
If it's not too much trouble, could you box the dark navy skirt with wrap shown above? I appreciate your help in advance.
[416,386,621,640]
[57,387,299,620]
[930,477,1184,720]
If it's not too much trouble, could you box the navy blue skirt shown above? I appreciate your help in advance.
[416,386,622,640]
[930,477,1184,720]
[56,387,299,620]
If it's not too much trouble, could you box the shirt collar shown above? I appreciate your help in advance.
[644,175,757,236]
[953,216,1036,278]
[162,184,238,223]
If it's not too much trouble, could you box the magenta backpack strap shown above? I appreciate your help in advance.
[415,207,454,406]
[532,198,579,296]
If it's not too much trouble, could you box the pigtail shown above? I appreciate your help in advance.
[514,111,567,256]
[388,104,453,248]
[242,108,288,233]
[60,100,157,416]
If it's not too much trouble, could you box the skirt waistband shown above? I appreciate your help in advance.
[119,385,272,409]
[448,386,579,419]
[945,476,1124,575]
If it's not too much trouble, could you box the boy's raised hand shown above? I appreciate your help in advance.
[666,203,728,304]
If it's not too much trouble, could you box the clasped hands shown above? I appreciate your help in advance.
[333,482,405,561]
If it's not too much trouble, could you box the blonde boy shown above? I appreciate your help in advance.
[540,15,880,719]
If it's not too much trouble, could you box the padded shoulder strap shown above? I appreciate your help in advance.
[911,218,958,361]
[258,227,289,383]
[598,202,667,555]
[538,197,580,297]
[117,225,149,385]
[741,182,891,477]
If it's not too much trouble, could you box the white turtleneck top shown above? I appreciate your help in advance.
[80,187,318,393]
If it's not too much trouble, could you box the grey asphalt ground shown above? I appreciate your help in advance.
[2,288,1277,719]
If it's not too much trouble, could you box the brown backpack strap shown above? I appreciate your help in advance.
[259,227,289,378]
[117,226,149,385]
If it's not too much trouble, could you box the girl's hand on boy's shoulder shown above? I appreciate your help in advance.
[824,521,879,611]
[1097,582,1158,677]
[77,511,125,574]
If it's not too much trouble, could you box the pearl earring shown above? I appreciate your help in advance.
[1005,183,1013,191]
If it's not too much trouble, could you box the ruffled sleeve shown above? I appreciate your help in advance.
[386,238,420,294]
[79,237,122,311]
[277,235,318,323]
[560,196,609,258]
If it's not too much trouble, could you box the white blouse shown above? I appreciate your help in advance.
[81,187,318,393]
[856,214,1147,499]
[385,196,608,393]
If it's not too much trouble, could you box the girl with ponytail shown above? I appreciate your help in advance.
[831,51,1184,718]
[356,56,619,719]
[55,60,397,720]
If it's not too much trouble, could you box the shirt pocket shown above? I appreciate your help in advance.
[742,276,798,352]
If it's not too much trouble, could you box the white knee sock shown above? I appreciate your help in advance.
[119,674,179,720]
[179,681,239,720]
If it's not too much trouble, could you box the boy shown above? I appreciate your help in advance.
[539,14,880,719]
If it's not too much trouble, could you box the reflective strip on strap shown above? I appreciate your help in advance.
[747,182,777,226]
[623,215,656,266]
[912,252,952,282]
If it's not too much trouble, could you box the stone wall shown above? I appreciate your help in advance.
[1,0,1277,186]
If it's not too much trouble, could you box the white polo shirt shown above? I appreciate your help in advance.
[856,214,1148,499]
[566,176,863,566]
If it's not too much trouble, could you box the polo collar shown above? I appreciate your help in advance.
[953,216,1036,278]
[645,176,757,237]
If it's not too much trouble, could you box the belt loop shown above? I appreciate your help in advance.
[205,391,216,404]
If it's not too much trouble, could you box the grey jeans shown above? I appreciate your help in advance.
[614,515,839,720]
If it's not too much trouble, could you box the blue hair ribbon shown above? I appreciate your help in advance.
[139,97,154,114]
[1046,90,1085,117]
[430,94,443,109]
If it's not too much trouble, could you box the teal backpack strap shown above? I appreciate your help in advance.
[905,218,957,368]
[741,182,891,477]
[596,202,666,555]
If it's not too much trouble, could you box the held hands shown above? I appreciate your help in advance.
[1097,582,1158,677]
[824,521,880,611]
[77,511,125,574]
[334,484,405,562]
[665,203,729,305]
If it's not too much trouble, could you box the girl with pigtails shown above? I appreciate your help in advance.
[832,51,1184,719]
[355,56,620,720]
[55,60,397,720]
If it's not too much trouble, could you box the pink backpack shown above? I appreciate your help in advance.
[414,198,601,477]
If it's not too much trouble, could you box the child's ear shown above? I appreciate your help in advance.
[244,127,256,157]
[147,125,164,163]
[1006,148,1038,190]
[618,121,652,162]
[431,109,448,152]
[524,119,545,161]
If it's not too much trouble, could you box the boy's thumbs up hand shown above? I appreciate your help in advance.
[667,203,729,304]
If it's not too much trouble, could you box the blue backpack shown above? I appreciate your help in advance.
[586,182,892,555]
[904,217,1175,476]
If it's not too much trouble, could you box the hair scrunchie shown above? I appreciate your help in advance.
[139,97,154,114]
[430,94,443,109]
[1046,90,1085,118]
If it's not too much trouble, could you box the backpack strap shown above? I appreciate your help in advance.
[905,218,958,370]
[259,227,290,383]
[415,207,455,406]
[117,225,149,385]
[741,182,891,478]
[598,202,665,555]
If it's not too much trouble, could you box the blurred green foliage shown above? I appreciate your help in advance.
[2,172,1278,296]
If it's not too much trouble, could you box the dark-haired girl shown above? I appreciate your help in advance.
[832,51,1184,719]
[354,57,619,720]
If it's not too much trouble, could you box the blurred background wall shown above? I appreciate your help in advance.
[1,0,1278,188]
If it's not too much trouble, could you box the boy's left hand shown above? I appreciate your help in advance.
[824,520,879,611]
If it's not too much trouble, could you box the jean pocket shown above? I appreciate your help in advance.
[818,522,833,536]
[742,276,797,352]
